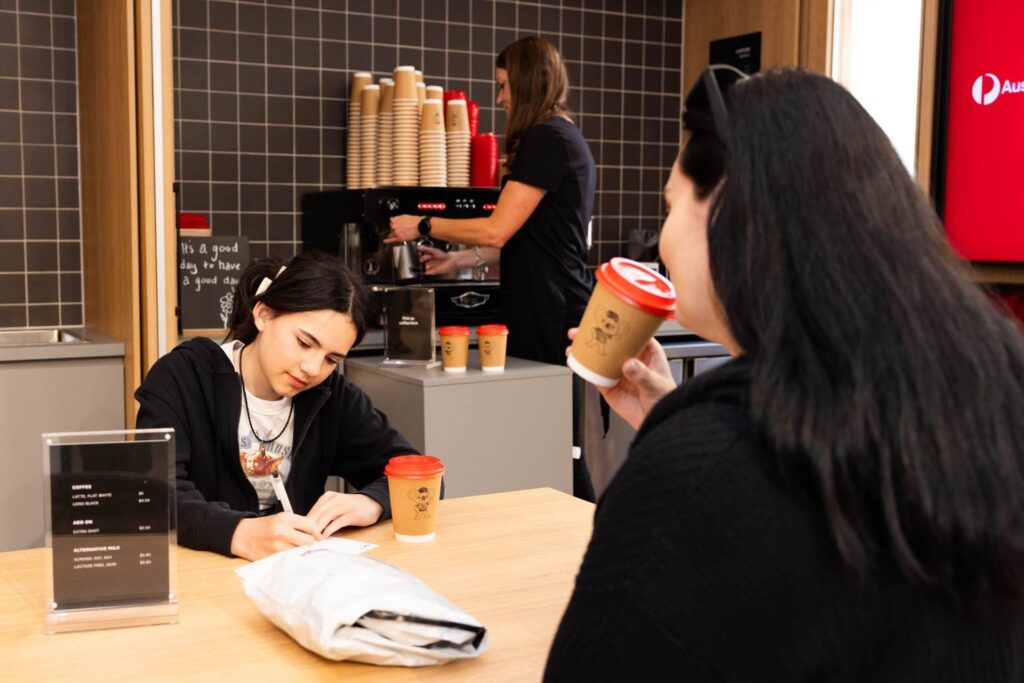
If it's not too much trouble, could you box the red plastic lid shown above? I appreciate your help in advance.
[476,324,509,336]
[178,212,209,230]
[595,257,676,318]
[438,326,470,336]
[384,455,445,479]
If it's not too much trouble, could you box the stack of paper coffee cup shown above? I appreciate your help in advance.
[446,99,471,187]
[359,84,380,189]
[420,99,447,187]
[391,66,419,186]
[377,78,394,187]
[425,85,444,103]
[347,72,372,188]
[416,81,426,107]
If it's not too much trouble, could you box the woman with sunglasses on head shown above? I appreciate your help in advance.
[135,251,416,561]
[386,36,596,368]
[544,67,1024,681]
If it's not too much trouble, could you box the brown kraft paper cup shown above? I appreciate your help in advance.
[438,326,470,372]
[379,78,394,113]
[568,258,676,388]
[420,99,445,132]
[360,83,380,116]
[477,324,509,372]
[392,66,417,100]
[349,71,372,100]
[385,455,445,542]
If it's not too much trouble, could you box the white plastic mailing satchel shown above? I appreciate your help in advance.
[235,543,489,666]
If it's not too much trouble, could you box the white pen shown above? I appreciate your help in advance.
[271,471,293,514]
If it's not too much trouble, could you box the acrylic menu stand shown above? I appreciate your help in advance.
[382,286,440,367]
[42,429,178,634]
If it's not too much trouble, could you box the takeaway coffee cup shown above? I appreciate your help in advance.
[476,324,509,372]
[385,455,445,542]
[392,66,417,99]
[438,325,470,372]
[568,257,676,387]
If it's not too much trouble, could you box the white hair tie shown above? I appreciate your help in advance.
[254,265,287,297]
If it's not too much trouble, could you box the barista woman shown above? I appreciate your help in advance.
[386,35,596,367]
[135,251,415,561]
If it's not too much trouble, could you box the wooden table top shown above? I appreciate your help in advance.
[0,488,594,682]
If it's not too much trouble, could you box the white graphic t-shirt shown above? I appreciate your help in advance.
[222,341,295,510]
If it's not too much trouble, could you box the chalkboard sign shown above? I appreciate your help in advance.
[179,236,250,330]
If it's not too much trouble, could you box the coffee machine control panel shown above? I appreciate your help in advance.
[364,188,501,227]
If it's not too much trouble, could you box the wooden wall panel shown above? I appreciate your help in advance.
[916,0,939,197]
[799,0,834,74]
[682,0,832,95]
[76,0,141,427]
[683,0,802,96]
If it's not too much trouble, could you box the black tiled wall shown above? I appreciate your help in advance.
[0,0,82,329]
[173,0,682,265]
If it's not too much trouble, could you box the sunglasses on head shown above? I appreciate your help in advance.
[683,64,749,145]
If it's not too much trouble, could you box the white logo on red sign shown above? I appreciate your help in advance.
[972,73,1001,105]
[972,72,1024,106]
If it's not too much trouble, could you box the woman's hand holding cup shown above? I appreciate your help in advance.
[568,329,675,431]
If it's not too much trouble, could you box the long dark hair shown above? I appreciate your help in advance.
[495,36,570,171]
[225,250,371,346]
[683,69,1024,602]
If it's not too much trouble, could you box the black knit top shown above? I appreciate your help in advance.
[544,359,1024,682]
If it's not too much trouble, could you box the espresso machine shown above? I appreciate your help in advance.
[301,187,502,327]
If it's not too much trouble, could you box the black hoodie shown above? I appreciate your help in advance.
[135,337,415,556]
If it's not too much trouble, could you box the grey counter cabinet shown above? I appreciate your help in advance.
[0,329,125,551]
[345,353,573,499]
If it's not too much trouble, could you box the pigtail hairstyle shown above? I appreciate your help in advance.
[682,68,1024,606]
[225,250,371,346]
[495,36,571,172]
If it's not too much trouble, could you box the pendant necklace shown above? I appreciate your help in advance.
[238,345,294,456]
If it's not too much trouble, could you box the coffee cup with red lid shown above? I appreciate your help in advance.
[438,326,470,372]
[476,324,509,372]
[384,455,445,542]
[568,258,676,387]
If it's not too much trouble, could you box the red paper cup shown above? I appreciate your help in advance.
[471,133,499,187]
[467,100,479,136]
